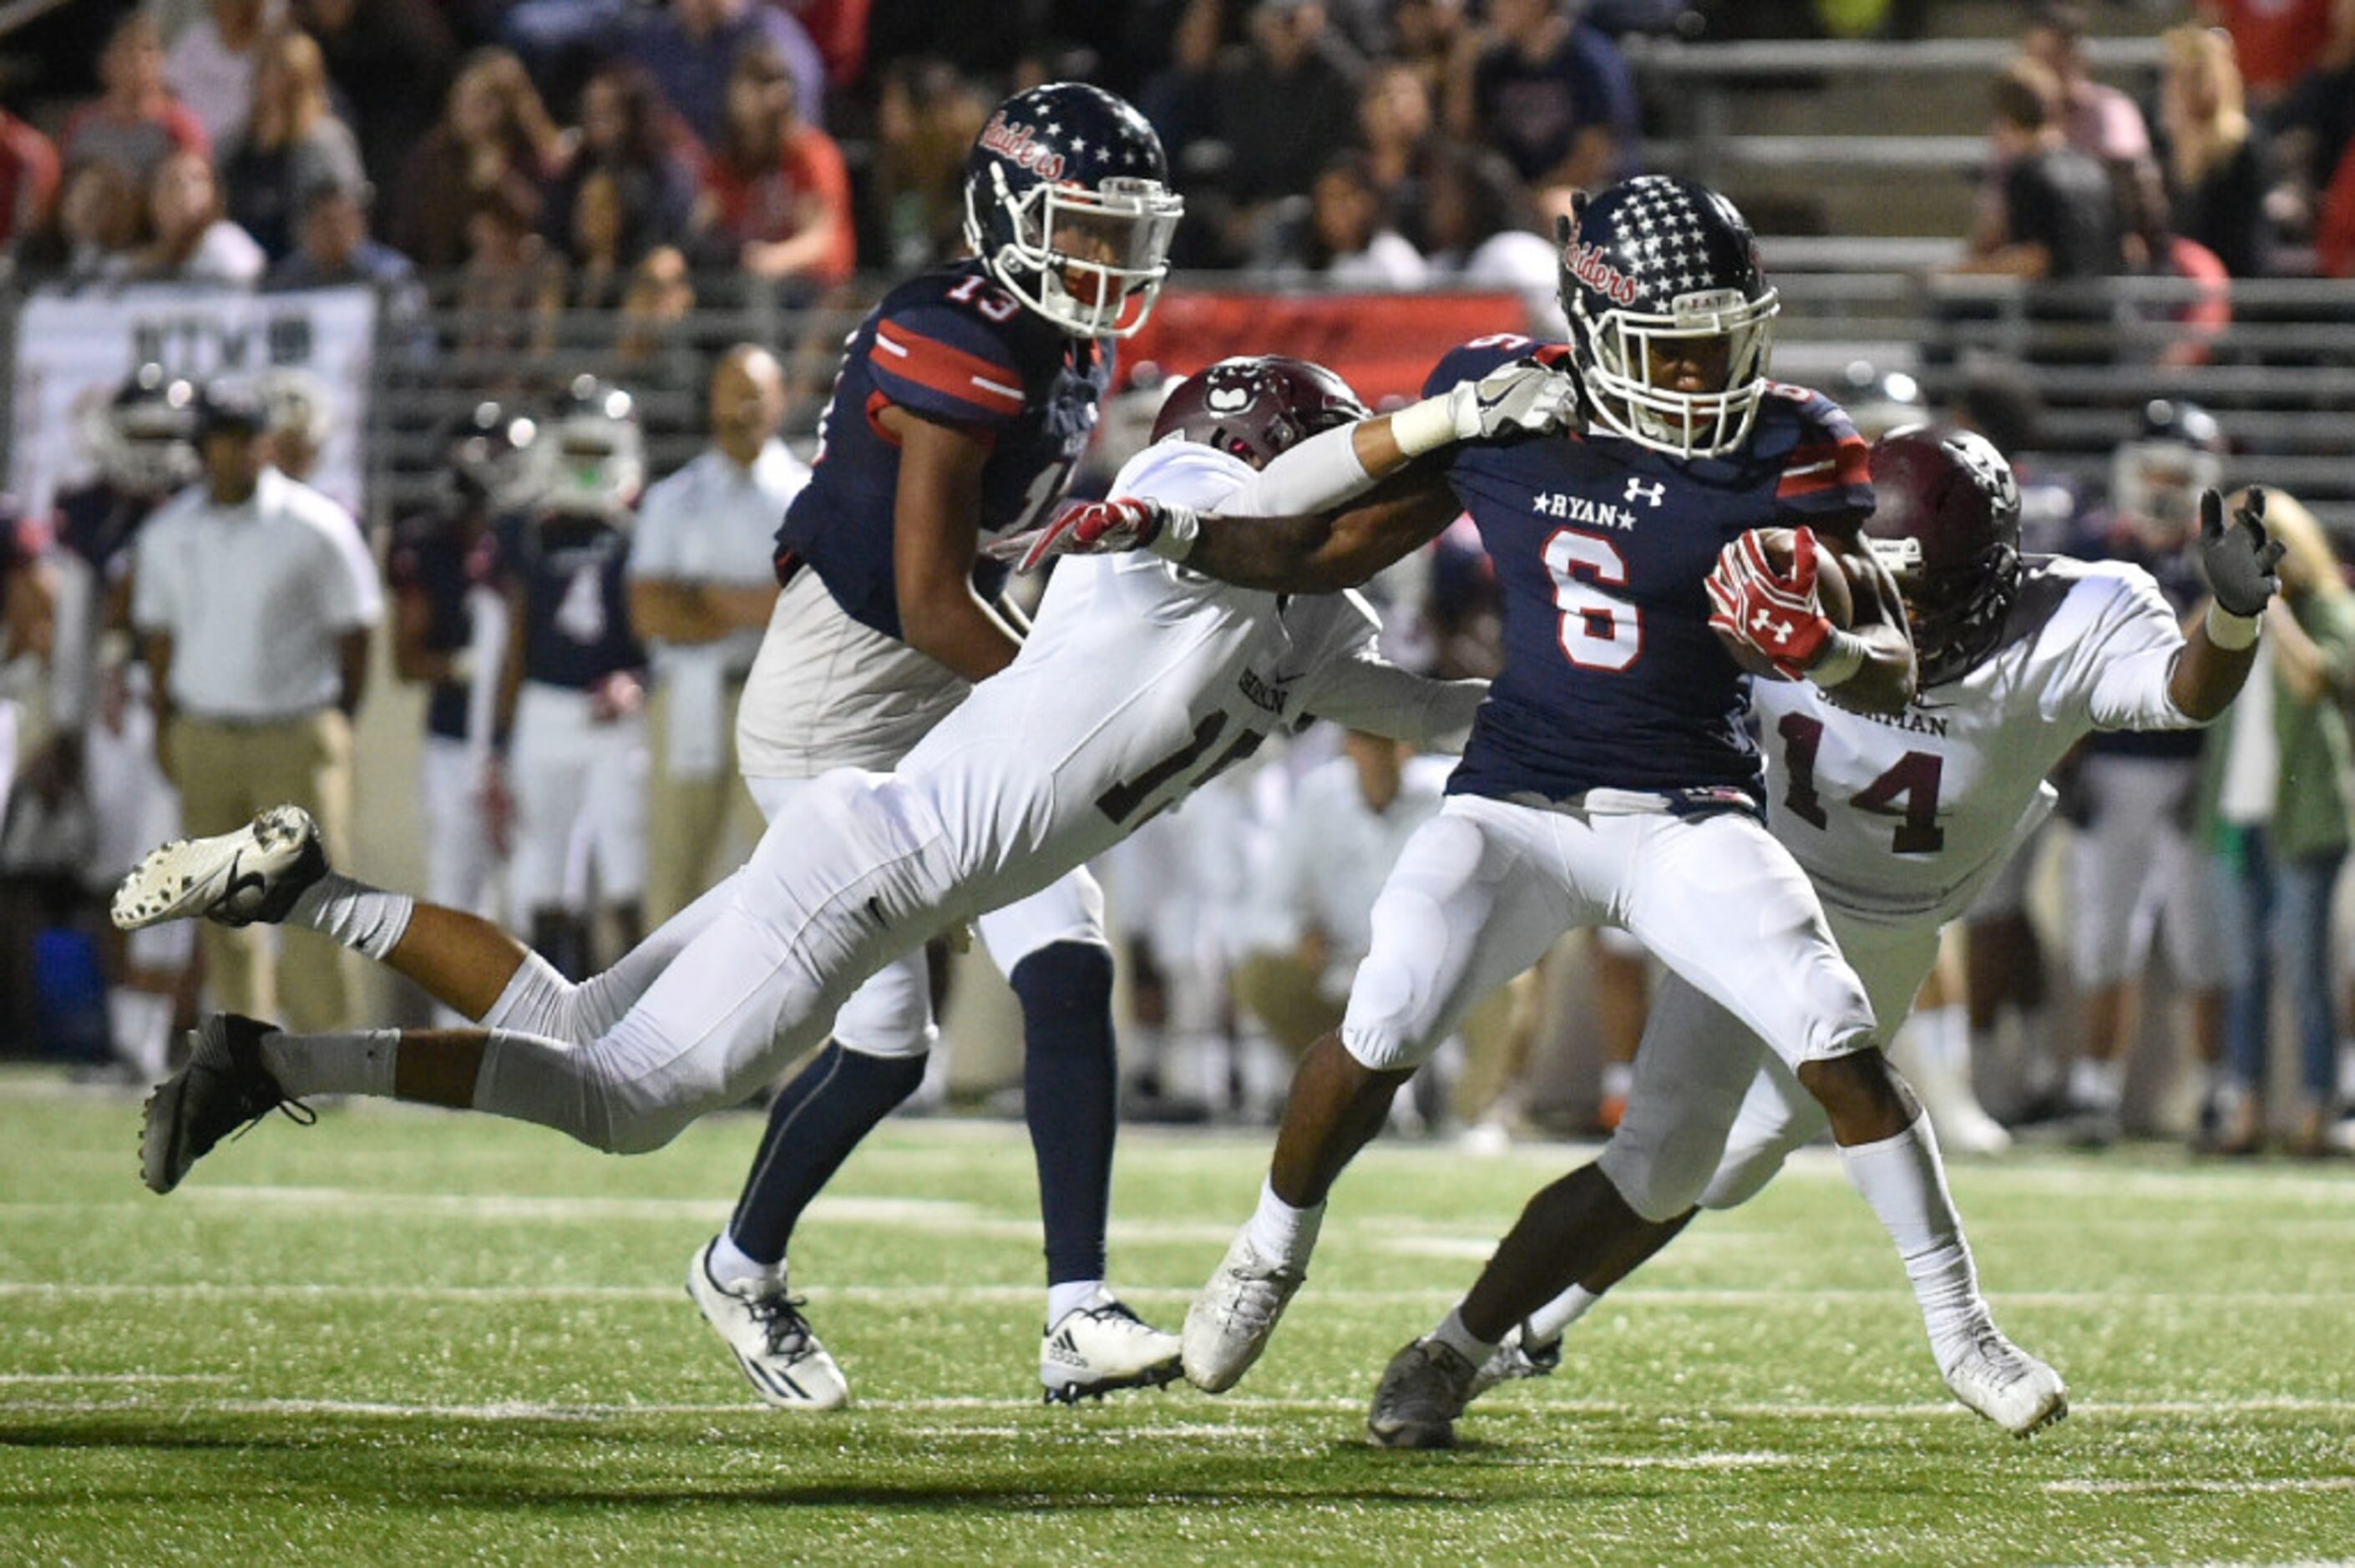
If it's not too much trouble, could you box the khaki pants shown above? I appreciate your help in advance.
[644,680,767,926]
[170,710,354,1033]
[1231,951,1539,1124]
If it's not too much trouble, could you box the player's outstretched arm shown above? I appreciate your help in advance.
[1816,528,1917,715]
[2171,486,2287,721]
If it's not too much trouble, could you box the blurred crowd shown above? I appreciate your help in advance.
[2,0,2353,1161]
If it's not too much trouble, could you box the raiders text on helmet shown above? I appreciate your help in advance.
[962,83,1183,339]
[1865,426,2023,685]
[1151,356,1370,470]
[1556,175,1779,460]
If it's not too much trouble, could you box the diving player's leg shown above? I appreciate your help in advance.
[1370,969,1767,1448]
[1188,796,1575,1393]
[144,770,958,1181]
[978,874,1183,1402]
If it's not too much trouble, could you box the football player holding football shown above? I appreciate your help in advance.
[1360,432,2277,1447]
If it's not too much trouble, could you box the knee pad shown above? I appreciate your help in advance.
[1597,1105,1728,1224]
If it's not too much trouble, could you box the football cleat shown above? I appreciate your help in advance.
[1040,1295,1183,1404]
[1366,1336,1482,1449]
[112,805,327,931]
[139,1014,314,1194]
[1942,1325,2069,1438]
[1181,1227,1306,1393]
[1466,1323,1562,1403]
[686,1240,849,1411]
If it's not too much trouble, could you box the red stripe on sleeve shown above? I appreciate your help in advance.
[873,325,1026,414]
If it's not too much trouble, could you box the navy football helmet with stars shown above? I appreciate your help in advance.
[1556,174,1780,460]
[962,82,1183,340]
[1151,356,1369,470]
[1865,426,2023,686]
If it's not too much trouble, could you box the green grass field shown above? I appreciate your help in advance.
[3,1070,2352,1565]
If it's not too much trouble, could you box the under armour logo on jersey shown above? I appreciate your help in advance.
[1750,606,1795,646]
[1624,478,1666,508]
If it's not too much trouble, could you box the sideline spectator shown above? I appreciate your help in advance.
[216,28,367,260]
[288,0,458,191]
[12,161,143,286]
[692,41,853,289]
[130,382,380,1034]
[1422,142,1566,336]
[1391,0,1478,109]
[563,168,656,307]
[389,49,555,273]
[2156,24,2268,279]
[164,0,270,144]
[621,0,828,149]
[2195,0,2352,108]
[2018,3,2152,173]
[265,179,415,291]
[59,13,210,189]
[1271,150,1428,285]
[455,185,564,362]
[1454,0,1635,193]
[1355,59,1442,245]
[626,346,807,923]
[542,63,696,270]
[0,109,61,250]
[870,58,989,271]
[125,149,266,284]
[1956,58,2121,281]
[614,245,700,393]
[2201,489,2355,1157]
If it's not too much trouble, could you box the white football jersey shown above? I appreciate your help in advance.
[1753,556,2195,928]
[899,439,1478,901]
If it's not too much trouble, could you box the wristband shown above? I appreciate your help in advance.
[1807,629,1870,688]
[1144,504,1201,563]
[1387,395,1458,459]
[2206,602,2261,650]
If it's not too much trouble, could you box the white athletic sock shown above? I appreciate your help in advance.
[259,1028,400,1100]
[1047,1279,1107,1328]
[708,1231,777,1287]
[287,873,414,962]
[2069,1055,2124,1112]
[1428,1307,1498,1366]
[1244,1176,1324,1270]
[1523,1283,1601,1346]
[1838,1113,1987,1374]
[108,989,175,1080]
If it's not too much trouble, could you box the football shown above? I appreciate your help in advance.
[1712,527,1854,678]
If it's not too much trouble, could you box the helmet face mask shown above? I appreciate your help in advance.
[443,400,540,515]
[1865,427,2023,686]
[1150,355,1369,469]
[536,377,643,520]
[89,363,200,495]
[962,83,1183,340]
[1559,176,1780,460]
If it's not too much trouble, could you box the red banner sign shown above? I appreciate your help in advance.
[1122,290,1533,404]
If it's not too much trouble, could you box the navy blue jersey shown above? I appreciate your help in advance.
[504,513,645,690]
[54,481,165,583]
[2066,509,2205,761]
[774,258,1111,640]
[388,508,504,741]
[1430,336,1875,805]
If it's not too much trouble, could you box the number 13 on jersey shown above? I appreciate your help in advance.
[1545,528,1640,671]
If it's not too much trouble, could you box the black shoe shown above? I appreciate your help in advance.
[139,1014,313,1193]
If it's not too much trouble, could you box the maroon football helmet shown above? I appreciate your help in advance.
[1866,426,2023,686]
[1150,356,1370,470]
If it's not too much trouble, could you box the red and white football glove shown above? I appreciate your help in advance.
[984,497,1202,574]
[1705,526,1833,680]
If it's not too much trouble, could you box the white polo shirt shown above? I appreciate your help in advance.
[132,467,382,721]
[628,439,809,678]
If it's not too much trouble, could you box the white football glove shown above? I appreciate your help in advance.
[1391,358,1584,457]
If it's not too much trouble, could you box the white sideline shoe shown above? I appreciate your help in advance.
[1943,1325,2068,1437]
[1181,1227,1304,1393]
[113,805,327,930]
[1366,1337,1481,1449]
[686,1240,849,1411]
[1040,1295,1182,1404]
[1466,1323,1562,1403]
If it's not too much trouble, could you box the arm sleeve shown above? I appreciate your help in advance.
[869,300,1028,430]
[2070,569,2201,732]
[1219,421,1375,517]
[317,503,384,630]
[1300,603,1489,752]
